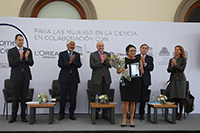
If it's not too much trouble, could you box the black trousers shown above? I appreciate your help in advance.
[11,75,29,120]
[59,74,78,117]
[139,82,149,116]
[92,76,110,115]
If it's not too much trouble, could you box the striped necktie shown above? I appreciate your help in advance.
[69,52,72,73]
[19,48,22,53]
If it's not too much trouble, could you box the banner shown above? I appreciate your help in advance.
[0,17,199,114]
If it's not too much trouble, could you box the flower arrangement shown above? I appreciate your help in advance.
[36,92,48,104]
[157,94,168,104]
[99,94,108,104]
[108,54,131,82]
[109,54,125,69]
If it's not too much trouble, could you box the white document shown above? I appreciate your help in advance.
[130,62,141,78]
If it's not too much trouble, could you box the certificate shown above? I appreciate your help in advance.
[129,62,142,78]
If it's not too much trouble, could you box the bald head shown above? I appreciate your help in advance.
[96,41,104,53]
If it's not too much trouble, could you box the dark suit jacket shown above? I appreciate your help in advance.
[7,47,34,82]
[135,54,154,86]
[167,56,187,81]
[58,50,82,84]
[90,51,111,85]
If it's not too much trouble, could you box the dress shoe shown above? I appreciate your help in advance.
[130,124,135,127]
[8,119,16,123]
[139,115,144,120]
[121,121,127,127]
[21,118,28,122]
[178,115,182,121]
[103,115,109,120]
[58,115,65,120]
[69,115,76,120]
[129,121,135,127]
[176,113,179,120]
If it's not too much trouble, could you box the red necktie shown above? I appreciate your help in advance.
[100,53,104,76]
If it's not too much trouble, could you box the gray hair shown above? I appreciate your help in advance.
[67,39,75,45]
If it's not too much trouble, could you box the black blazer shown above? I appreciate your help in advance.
[7,47,34,82]
[58,50,82,84]
[167,56,187,81]
[90,51,111,85]
[135,54,154,86]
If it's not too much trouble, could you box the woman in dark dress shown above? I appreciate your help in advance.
[117,44,144,127]
[167,45,187,121]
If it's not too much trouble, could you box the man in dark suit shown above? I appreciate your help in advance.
[135,44,154,120]
[58,40,82,121]
[7,34,34,123]
[90,41,111,119]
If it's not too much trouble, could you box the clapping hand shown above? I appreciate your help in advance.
[25,50,30,60]
[141,55,146,66]
[20,50,24,60]
[102,54,107,63]
[171,58,177,67]
[69,54,76,64]
[140,60,144,74]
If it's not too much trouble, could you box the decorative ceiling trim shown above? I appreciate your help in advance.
[19,0,97,19]
[174,0,199,22]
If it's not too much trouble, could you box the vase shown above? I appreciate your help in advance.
[100,99,107,104]
[159,100,166,104]
[39,100,46,104]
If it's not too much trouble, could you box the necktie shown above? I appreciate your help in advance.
[69,52,72,59]
[100,53,104,76]
[19,48,24,73]
[19,48,22,53]
[69,52,72,73]
[100,52,102,60]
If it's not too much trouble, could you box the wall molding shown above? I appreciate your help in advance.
[19,0,97,19]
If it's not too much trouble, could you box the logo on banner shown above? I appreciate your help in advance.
[74,46,83,55]
[34,46,83,59]
[147,47,154,57]
[0,23,29,52]
[0,63,9,68]
[158,47,170,65]
[34,50,59,59]
[0,40,15,54]
[0,23,29,69]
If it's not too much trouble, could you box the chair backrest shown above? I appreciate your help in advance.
[52,80,60,96]
[4,79,13,97]
[87,80,95,102]
[52,80,70,102]
[186,80,189,91]
[146,90,151,102]
[3,79,34,102]
[87,80,92,90]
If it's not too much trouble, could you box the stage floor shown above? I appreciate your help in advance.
[0,114,199,132]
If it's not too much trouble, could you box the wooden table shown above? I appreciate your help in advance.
[147,102,177,124]
[90,102,116,124]
[27,103,56,124]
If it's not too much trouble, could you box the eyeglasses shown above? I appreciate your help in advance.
[129,50,136,53]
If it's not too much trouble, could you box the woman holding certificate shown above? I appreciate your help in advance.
[167,45,187,121]
[117,44,144,127]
